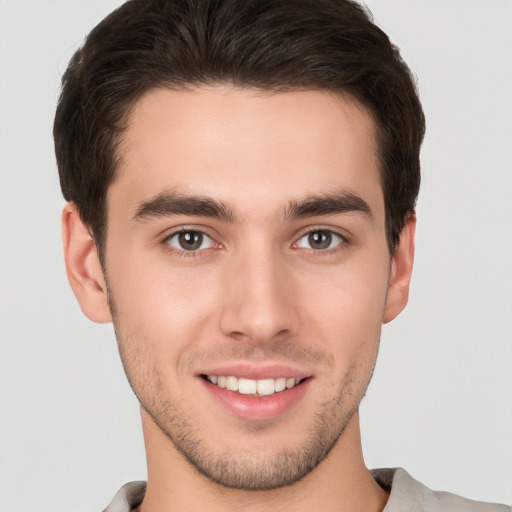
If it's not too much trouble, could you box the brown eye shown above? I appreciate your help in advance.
[308,231,332,249]
[167,231,213,251]
[297,230,343,250]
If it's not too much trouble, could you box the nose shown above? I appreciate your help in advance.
[219,247,298,346]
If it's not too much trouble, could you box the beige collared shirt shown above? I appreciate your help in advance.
[102,468,511,512]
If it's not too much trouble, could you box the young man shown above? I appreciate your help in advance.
[53,1,510,511]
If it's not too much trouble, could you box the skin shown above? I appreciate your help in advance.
[62,86,415,512]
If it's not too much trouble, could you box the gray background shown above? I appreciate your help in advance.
[0,1,511,511]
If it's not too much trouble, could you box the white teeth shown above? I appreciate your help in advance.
[226,376,238,392]
[256,378,275,396]
[206,375,302,396]
[286,378,296,389]
[238,378,257,395]
[275,377,286,392]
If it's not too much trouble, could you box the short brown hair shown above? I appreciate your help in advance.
[54,0,425,254]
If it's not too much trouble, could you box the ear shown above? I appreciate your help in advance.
[61,204,112,323]
[383,214,416,324]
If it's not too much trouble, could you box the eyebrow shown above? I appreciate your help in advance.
[134,193,236,222]
[133,190,372,223]
[283,191,373,220]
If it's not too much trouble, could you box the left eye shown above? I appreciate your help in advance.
[166,230,214,251]
[296,230,344,250]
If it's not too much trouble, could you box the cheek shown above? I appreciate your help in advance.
[297,258,389,370]
[300,258,389,328]
[107,254,223,354]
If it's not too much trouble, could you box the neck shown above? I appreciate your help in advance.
[138,408,388,512]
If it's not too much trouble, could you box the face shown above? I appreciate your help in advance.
[73,87,412,490]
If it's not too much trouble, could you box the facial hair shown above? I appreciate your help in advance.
[115,328,373,490]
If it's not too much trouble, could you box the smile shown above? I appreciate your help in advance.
[205,375,302,396]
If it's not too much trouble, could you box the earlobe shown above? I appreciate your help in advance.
[383,214,416,324]
[61,204,112,323]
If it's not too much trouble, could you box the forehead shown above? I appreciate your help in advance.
[111,86,383,220]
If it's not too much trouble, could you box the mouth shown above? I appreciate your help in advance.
[202,374,305,397]
[199,369,312,421]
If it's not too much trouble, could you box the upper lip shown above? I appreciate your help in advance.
[198,363,312,381]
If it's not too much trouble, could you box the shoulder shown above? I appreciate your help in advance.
[102,481,146,512]
[101,473,511,512]
[371,468,511,512]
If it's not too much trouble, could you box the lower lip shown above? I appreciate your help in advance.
[201,378,311,421]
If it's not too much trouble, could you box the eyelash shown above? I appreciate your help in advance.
[160,227,349,258]
[161,228,221,258]
[292,228,348,254]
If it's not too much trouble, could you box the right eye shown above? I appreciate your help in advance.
[165,230,215,252]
